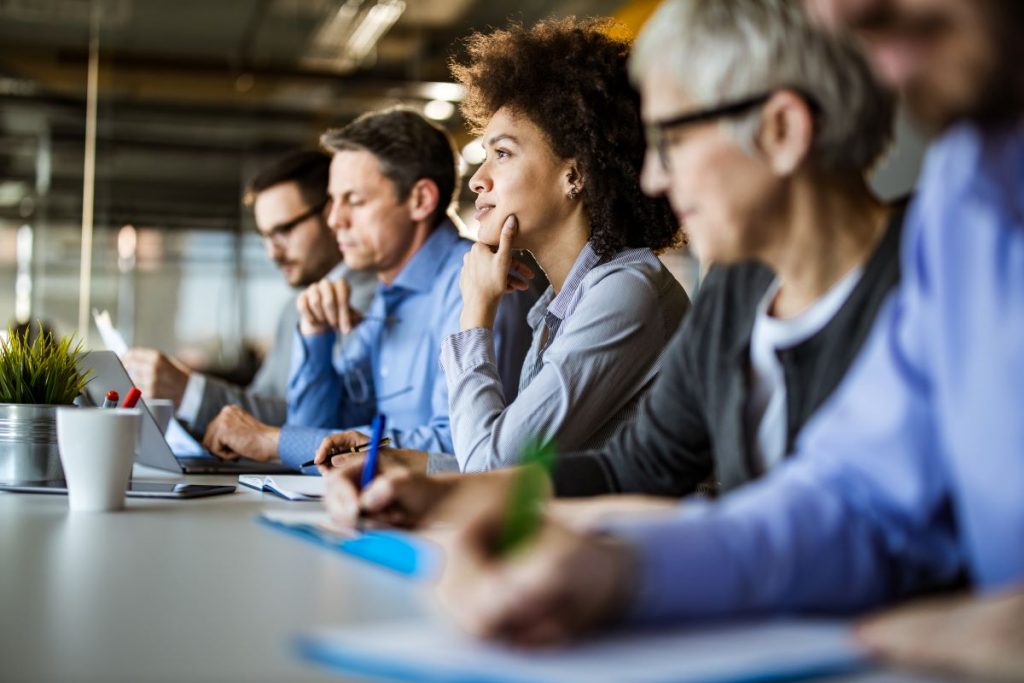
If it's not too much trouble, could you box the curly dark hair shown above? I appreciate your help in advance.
[450,17,682,258]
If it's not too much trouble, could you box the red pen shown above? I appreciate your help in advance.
[102,390,119,408]
[122,387,142,409]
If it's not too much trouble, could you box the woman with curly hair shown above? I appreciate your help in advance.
[423,17,690,473]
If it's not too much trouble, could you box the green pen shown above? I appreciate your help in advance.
[497,439,556,555]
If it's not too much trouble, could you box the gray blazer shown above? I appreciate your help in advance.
[184,264,378,435]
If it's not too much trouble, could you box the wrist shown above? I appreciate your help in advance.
[299,320,331,336]
[460,299,499,330]
[262,427,281,459]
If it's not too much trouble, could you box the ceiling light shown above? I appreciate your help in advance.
[346,0,405,64]
[424,99,455,121]
[461,138,485,166]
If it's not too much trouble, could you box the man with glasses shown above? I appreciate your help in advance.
[201,108,535,470]
[417,0,1024,675]
[124,150,376,437]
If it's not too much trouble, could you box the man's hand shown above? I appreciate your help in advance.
[202,405,281,462]
[435,483,636,646]
[856,587,1024,682]
[460,215,534,331]
[321,458,452,529]
[122,348,191,407]
[319,445,433,526]
[297,277,363,336]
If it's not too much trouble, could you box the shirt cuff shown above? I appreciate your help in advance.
[292,328,338,376]
[440,328,497,380]
[176,372,206,425]
[279,426,332,473]
[426,451,460,474]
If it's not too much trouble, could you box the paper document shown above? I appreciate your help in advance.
[296,619,869,683]
[92,308,206,455]
[240,475,325,501]
[93,309,128,355]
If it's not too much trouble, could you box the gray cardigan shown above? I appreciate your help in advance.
[552,203,906,497]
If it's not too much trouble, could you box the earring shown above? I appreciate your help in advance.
[567,186,579,200]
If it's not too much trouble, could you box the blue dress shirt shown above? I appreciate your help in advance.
[279,221,531,471]
[609,121,1024,622]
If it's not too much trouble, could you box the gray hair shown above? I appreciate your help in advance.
[630,0,894,171]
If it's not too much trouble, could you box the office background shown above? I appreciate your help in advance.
[0,0,926,385]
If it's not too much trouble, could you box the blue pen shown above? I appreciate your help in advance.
[359,414,387,489]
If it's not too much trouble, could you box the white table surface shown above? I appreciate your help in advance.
[0,464,432,682]
[0,464,952,683]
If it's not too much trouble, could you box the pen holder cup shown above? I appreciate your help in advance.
[57,407,141,512]
[0,404,65,485]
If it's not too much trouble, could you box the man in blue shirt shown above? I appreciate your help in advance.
[429,0,1024,670]
[203,109,534,471]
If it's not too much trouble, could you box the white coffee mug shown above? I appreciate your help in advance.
[57,407,141,512]
[145,399,175,435]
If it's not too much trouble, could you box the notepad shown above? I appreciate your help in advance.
[259,509,442,580]
[296,618,869,683]
[239,475,325,501]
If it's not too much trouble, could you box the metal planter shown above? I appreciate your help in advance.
[0,403,66,484]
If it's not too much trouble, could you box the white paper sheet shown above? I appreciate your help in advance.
[93,308,128,356]
[239,475,325,501]
[297,618,868,683]
[92,308,206,455]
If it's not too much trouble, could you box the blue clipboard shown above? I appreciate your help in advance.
[257,514,441,581]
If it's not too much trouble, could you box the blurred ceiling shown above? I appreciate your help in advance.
[0,0,649,233]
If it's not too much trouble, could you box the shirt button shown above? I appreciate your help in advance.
[380,367,389,378]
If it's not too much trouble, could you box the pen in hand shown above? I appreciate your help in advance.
[359,414,387,489]
[302,436,392,469]
[498,439,556,555]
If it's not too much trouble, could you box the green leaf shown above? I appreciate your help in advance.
[0,322,91,405]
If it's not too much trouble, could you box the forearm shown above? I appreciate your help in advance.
[287,330,342,428]
[441,328,525,472]
[185,374,288,434]
[279,426,335,471]
[606,473,909,622]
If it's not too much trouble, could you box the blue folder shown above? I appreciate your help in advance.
[257,514,441,581]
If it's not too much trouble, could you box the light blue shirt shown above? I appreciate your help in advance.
[279,221,531,471]
[610,121,1024,622]
[437,243,687,473]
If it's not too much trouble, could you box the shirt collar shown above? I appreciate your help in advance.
[387,219,461,295]
[546,241,602,321]
[324,259,350,282]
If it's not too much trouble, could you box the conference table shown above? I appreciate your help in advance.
[0,464,951,683]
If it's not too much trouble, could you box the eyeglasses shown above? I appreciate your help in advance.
[645,90,821,171]
[256,199,328,247]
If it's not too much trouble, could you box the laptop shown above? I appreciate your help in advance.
[79,351,295,475]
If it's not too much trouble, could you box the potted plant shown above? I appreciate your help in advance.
[0,323,92,484]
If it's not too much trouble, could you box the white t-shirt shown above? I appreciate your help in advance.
[745,267,863,471]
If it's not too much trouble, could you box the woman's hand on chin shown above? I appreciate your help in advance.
[460,215,533,330]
